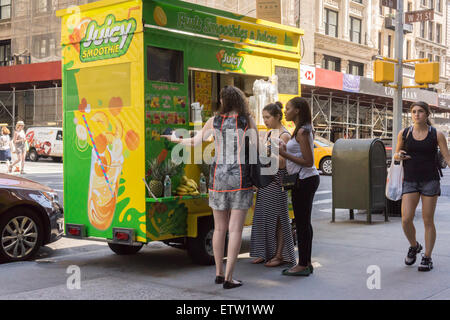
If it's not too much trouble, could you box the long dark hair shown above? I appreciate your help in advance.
[263,101,283,123]
[218,86,250,122]
[410,101,432,126]
[288,97,313,138]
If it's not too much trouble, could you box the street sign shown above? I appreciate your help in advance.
[405,9,434,23]
[381,0,397,9]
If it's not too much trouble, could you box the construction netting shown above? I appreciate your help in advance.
[0,87,62,129]
[10,0,95,63]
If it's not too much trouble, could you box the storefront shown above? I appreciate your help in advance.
[300,64,443,142]
[57,0,303,264]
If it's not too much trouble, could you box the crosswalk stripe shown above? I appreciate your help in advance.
[315,190,332,195]
[313,199,332,205]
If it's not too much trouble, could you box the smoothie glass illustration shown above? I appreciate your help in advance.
[87,139,124,230]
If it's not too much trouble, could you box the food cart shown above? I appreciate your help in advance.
[57,0,303,265]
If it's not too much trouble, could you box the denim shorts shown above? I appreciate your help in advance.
[402,180,441,197]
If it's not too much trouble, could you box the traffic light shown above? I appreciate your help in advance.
[374,60,395,84]
[415,62,440,84]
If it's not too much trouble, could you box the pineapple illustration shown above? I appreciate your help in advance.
[147,158,164,198]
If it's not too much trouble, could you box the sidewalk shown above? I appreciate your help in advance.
[231,169,450,300]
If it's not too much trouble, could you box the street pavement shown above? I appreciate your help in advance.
[1,162,450,300]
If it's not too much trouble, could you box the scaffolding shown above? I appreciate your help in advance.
[303,90,450,143]
[0,86,62,130]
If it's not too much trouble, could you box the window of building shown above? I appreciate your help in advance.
[353,0,362,3]
[435,55,441,75]
[420,21,425,38]
[379,3,383,15]
[324,8,338,38]
[34,0,52,13]
[421,0,426,5]
[429,0,434,9]
[0,40,11,66]
[378,32,382,55]
[322,55,341,72]
[350,17,362,44]
[419,51,425,59]
[408,2,413,11]
[348,61,364,76]
[436,23,441,43]
[0,0,11,20]
[32,34,57,59]
[428,21,433,41]
[388,35,392,58]
[436,0,441,12]
[147,46,184,83]
[406,40,411,60]
[428,53,433,62]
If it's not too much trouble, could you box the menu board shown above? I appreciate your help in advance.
[275,66,298,95]
[194,71,212,117]
[145,82,188,136]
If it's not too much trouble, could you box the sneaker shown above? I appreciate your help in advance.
[418,255,433,272]
[405,242,422,265]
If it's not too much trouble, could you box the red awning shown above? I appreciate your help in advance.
[0,61,61,90]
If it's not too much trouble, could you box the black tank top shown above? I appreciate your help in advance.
[403,126,440,182]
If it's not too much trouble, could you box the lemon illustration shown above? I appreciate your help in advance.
[154,6,167,27]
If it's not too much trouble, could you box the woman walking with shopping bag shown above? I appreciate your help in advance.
[395,101,450,271]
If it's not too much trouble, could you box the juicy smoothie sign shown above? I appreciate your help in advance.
[80,14,136,62]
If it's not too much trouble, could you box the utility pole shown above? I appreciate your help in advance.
[392,0,404,153]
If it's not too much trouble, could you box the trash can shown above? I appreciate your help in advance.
[332,138,388,224]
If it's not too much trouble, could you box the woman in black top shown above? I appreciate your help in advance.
[395,101,450,271]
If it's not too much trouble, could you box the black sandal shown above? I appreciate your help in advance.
[223,279,243,289]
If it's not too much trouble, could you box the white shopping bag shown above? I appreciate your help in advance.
[386,159,403,201]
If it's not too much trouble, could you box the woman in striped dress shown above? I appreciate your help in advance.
[250,102,296,267]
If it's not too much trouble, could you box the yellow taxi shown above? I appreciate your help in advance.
[314,136,333,175]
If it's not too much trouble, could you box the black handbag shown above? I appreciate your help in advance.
[250,158,274,188]
[280,171,298,191]
[247,132,274,188]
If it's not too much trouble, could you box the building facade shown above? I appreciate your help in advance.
[0,0,449,137]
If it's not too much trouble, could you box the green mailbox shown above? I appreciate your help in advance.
[332,138,388,224]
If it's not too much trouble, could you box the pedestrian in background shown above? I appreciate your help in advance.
[278,97,320,276]
[9,121,26,174]
[250,101,296,267]
[394,101,450,272]
[0,126,11,169]
[162,85,257,289]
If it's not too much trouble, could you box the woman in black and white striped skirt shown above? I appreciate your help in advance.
[250,102,296,267]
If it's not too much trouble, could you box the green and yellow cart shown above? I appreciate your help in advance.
[57,0,303,264]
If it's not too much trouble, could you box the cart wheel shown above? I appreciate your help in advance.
[108,243,143,255]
